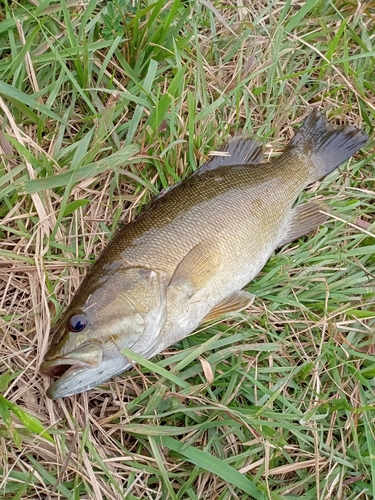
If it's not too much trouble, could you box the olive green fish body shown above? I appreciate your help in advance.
[152,152,329,350]
[41,110,368,398]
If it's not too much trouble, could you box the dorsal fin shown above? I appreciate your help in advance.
[154,137,264,202]
[199,137,264,173]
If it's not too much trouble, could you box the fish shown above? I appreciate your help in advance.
[40,110,368,399]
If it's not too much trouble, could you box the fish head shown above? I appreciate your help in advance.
[40,265,167,399]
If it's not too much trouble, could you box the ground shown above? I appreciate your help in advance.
[0,1,374,499]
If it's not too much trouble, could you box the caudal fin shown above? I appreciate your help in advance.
[289,110,368,181]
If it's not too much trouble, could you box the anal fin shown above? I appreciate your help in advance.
[202,290,255,324]
[278,201,331,248]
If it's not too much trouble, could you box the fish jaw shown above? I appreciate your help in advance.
[40,340,131,399]
[44,356,131,399]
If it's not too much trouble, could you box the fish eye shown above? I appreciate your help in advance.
[67,313,88,333]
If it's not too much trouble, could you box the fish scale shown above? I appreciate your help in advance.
[102,164,297,269]
[40,110,368,399]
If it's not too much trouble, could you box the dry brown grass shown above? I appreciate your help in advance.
[0,0,374,498]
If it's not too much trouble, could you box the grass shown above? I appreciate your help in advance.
[0,0,374,498]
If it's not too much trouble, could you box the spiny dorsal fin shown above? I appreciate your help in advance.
[277,200,331,248]
[199,137,264,173]
[202,290,255,324]
[154,137,264,201]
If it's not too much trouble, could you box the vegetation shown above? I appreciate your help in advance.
[0,0,374,498]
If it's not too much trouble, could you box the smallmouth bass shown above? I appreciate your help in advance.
[40,110,368,399]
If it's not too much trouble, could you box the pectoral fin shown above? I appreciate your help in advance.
[202,290,255,324]
[169,240,222,294]
[278,201,331,248]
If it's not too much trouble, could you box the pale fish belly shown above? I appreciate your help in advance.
[158,229,285,350]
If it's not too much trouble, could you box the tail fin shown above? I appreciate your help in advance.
[289,110,368,181]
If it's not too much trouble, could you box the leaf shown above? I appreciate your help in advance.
[0,371,17,392]
[120,348,191,389]
[360,387,375,498]
[6,401,54,443]
[198,357,214,383]
[156,435,265,499]
[0,395,21,448]
[284,0,320,32]
[0,395,12,428]
[18,144,140,194]
[0,81,65,123]
[26,455,73,499]
[62,199,91,217]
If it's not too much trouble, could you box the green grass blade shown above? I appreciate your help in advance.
[0,81,64,123]
[121,348,191,389]
[18,144,140,193]
[157,435,265,499]
[284,0,320,32]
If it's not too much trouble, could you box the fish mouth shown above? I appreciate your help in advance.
[40,341,132,399]
[41,363,79,378]
[40,341,104,399]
